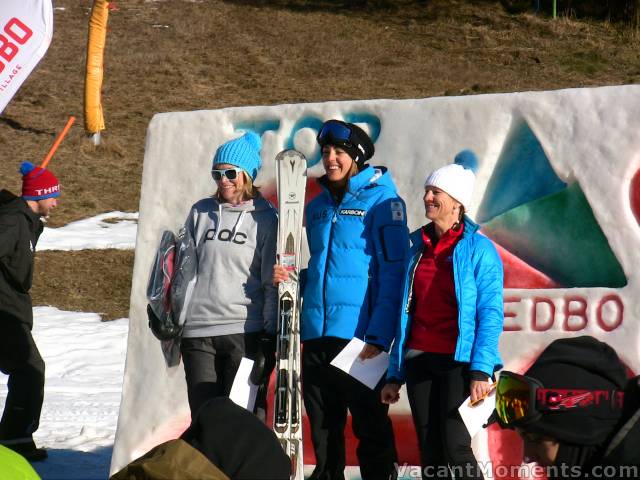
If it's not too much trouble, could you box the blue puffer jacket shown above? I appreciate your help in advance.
[388,216,504,380]
[301,166,409,350]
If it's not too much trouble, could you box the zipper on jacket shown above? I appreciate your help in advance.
[321,209,338,337]
[453,223,473,362]
[405,251,423,314]
[367,272,373,317]
[396,249,423,374]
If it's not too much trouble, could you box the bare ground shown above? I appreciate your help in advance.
[1,0,639,319]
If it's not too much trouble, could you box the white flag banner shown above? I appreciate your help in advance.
[0,0,53,114]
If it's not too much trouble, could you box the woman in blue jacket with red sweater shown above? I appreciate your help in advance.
[274,119,409,480]
[381,151,503,480]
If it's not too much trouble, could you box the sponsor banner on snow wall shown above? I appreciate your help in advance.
[0,0,53,114]
[112,85,640,478]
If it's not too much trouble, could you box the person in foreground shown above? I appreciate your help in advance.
[111,397,291,480]
[381,151,504,480]
[179,131,278,420]
[274,119,409,480]
[492,336,640,478]
[0,162,61,461]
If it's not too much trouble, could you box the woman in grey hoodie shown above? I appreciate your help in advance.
[180,131,278,420]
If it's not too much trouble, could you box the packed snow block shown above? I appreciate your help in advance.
[482,183,627,288]
[112,85,640,478]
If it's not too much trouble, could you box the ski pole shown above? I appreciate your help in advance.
[41,116,76,168]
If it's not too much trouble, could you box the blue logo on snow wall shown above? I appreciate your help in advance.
[477,120,567,223]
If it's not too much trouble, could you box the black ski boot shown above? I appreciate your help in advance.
[2,439,48,462]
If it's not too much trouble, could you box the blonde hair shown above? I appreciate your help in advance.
[214,171,260,202]
[347,161,358,180]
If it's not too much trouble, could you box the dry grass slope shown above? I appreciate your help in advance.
[1,0,639,319]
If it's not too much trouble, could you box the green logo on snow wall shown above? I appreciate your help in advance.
[478,120,627,289]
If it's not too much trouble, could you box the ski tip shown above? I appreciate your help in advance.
[275,149,307,162]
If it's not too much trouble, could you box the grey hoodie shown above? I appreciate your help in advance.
[181,193,278,338]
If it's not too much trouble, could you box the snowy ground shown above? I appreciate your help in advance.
[0,309,128,480]
[38,212,138,252]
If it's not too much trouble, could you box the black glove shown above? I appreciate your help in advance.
[147,304,181,341]
[249,333,277,385]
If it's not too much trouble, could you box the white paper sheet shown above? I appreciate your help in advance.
[330,337,390,389]
[458,388,496,439]
[229,357,258,411]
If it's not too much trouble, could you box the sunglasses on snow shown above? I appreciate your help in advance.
[211,168,243,181]
[492,371,624,429]
[316,120,354,147]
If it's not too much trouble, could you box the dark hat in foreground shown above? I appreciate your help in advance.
[523,336,627,446]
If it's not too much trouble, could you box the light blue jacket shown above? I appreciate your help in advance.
[388,217,504,380]
[301,166,409,350]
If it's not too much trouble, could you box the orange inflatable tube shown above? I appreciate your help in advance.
[84,0,109,134]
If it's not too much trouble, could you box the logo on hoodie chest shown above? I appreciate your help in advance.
[203,228,247,245]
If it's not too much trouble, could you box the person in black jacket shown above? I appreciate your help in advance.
[0,161,61,462]
[491,336,639,479]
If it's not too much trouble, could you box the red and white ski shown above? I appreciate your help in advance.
[274,149,307,480]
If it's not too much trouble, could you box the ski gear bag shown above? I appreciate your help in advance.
[146,230,180,340]
[146,228,197,341]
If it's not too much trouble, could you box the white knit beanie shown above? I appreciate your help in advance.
[424,149,478,208]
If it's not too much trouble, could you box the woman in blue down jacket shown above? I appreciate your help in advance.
[381,151,503,480]
[274,119,409,480]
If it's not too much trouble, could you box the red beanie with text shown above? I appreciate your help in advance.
[21,162,60,200]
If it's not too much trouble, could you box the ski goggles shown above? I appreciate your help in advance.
[316,120,354,147]
[211,167,243,182]
[493,371,625,429]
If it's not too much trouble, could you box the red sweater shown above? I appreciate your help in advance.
[406,223,463,354]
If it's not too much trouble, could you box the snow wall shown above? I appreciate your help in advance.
[112,85,640,478]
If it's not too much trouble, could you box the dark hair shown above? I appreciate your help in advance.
[453,204,465,230]
[458,204,465,223]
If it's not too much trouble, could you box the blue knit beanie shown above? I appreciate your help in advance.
[212,131,262,180]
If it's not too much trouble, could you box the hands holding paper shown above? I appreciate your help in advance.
[458,381,497,439]
[357,343,382,361]
[330,338,390,390]
[470,378,494,404]
[356,343,401,404]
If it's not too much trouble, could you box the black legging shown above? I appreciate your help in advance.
[302,337,398,480]
[0,321,45,441]
[405,352,482,480]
